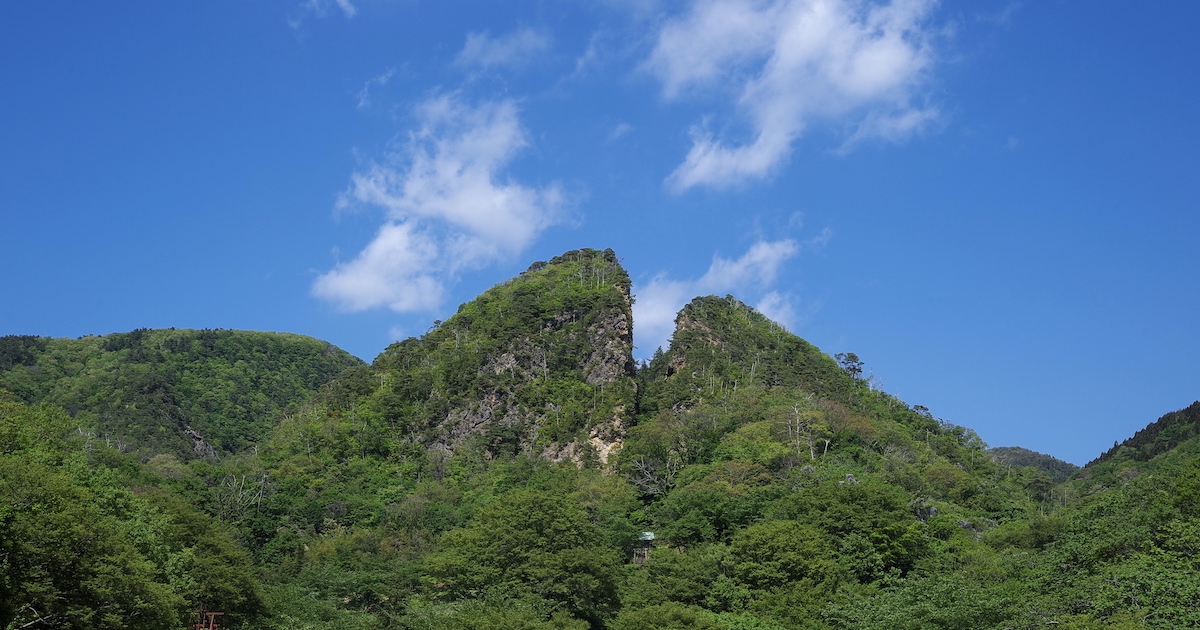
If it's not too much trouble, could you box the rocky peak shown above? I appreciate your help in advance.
[368,248,636,465]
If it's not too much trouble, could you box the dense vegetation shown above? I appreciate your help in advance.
[0,329,362,458]
[1089,401,1200,467]
[1,249,1196,629]
[988,446,1079,483]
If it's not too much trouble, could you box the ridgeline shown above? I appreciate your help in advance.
[1,248,1197,629]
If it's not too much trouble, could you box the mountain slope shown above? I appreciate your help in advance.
[628,295,1008,510]
[638,294,852,414]
[309,247,636,465]
[1088,400,1200,467]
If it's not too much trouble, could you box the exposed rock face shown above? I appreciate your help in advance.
[584,304,634,386]
[368,248,636,466]
[184,427,217,459]
[587,415,625,465]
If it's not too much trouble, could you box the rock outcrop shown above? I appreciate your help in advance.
[364,248,637,465]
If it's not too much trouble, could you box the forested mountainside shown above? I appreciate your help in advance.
[987,446,1079,483]
[1,248,1197,630]
[1087,401,1200,468]
[0,329,362,458]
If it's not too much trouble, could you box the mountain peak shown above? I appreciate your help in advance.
[639,295,852,416]
[364,247,636,464]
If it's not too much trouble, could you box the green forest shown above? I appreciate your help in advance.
[2,248,1197,629]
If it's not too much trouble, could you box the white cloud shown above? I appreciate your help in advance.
[312,222,443,312]
[633,239,800,356]
[314,94,564,313]
[754,291,796,328]
[646,0,941,191]
[456,28,552,71]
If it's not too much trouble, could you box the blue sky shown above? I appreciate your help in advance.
[2,1,1197,465]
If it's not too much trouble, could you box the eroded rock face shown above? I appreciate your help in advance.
[584,306,634,386]
[588,413,625,465]
[369,248,636,466]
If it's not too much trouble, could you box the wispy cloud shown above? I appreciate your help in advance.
[356,68,396,110]
[633,239,802,356]
[645,0,941,192]
[332,0,356,18]
[608,122,634,141]
[288,0,357,30]
[978,2,1021,27]
[313,94,564,313]
[455,28,552,71]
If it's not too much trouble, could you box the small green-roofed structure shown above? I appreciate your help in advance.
[634,532,655,564]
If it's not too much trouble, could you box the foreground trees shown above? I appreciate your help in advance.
[0,401,264,630]
[425,488,623,628]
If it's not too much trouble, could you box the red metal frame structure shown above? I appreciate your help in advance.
[191,605,224,630]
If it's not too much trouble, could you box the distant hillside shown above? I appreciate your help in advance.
[997,426,1200,629]
[1087,400,1200,467]
[0,329,362,458]
[987,446,1079,483]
